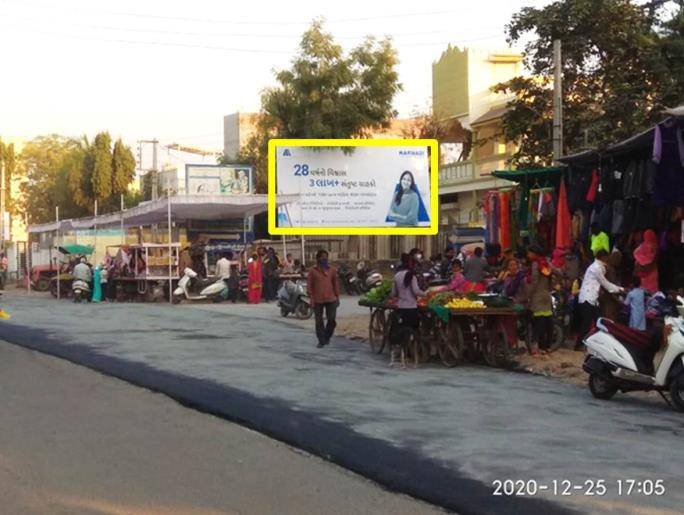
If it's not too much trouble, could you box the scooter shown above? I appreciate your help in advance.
[277,279,313,319]
[172,267,228,304]
[356,261,383,293]
[72,279,91,303]
[583,297,684,411]
[338,264,361,296]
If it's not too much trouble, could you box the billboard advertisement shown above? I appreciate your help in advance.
[269,139,438,235]
[185,164,253,196]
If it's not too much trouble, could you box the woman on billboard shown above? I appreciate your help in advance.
[386,170,430,226]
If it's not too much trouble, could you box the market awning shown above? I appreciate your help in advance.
[491,167,565,184]
[59,244,94,255]
[29,194,300,233]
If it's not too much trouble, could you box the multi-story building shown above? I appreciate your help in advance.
[223,112,260,159]
[432,46,522,249]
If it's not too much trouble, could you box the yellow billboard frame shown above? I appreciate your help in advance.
[268,138,439,235]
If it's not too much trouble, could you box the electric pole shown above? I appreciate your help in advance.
[137,139,160,200]
[553,39,563,162]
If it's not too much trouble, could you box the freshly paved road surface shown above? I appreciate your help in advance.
[0,340,440,515]
[2,293,684,514]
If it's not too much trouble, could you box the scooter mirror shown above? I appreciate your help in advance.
[357,261,365,271]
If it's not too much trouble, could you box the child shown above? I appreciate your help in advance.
[624,276,647,331]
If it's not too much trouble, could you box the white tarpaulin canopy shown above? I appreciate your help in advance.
[29,194,298,233]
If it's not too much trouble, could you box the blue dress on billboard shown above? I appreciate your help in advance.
[386,184,430,226]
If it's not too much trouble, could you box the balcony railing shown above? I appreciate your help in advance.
[438,160,475,186]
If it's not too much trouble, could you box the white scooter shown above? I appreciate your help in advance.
[172,267,228,304]
[583,297,684,411]
[72,279,91,303]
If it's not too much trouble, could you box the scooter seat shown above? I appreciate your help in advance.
[597,318,659,375]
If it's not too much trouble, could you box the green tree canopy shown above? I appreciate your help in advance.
[19,133,138,224]
[0,140,16,214]
[495,0,684,166]
[230,20,402,192]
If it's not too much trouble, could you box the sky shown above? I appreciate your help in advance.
[0,0,550,154]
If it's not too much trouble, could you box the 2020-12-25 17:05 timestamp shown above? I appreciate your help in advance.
[492,479,666,496]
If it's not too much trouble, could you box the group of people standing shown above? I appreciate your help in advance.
[244,246,303,304]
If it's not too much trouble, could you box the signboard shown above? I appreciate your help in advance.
[185,164,253,196]
[269,139,438,235]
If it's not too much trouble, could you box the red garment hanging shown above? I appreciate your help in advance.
[586,169,599,203]
[556,178,572,249]
[499,191,511,249]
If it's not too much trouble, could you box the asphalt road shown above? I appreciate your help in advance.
[2,292,684,514]
[0,340,440,515]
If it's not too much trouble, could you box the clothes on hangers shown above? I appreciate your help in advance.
[652,121,684,206]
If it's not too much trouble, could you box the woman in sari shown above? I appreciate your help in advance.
[247,252,263,304]
[634,229,659,294]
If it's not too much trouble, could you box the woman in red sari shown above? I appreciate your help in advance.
[247,252,263,304]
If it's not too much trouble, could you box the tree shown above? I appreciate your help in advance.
[19,133,137,223]
[401,111,472,163]
[494,0,684,166]
[91,132,113,203]
[0,140,16,214]
[112,138,136,197]
[233,20,402,192]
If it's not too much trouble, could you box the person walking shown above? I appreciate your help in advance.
[307,250,340,348]
[575,249,624,350]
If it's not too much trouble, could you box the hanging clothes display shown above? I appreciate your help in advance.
[484,191,500,245]
[652,120,684,206]
[498,190,512,250]
[555,178,572,249]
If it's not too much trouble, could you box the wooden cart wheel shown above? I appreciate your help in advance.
[438,319,463,367]
[483,319,511,368]
[369,308,387,354]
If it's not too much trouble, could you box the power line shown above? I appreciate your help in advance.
[0,12,504,42]
[3,1,466,26]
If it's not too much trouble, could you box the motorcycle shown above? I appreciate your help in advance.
[277,279,313,319]
[172,267,228,304]
[583,297,684,411]
[338,264,361,296]
[72,279,91,303]
[356,261,383,293]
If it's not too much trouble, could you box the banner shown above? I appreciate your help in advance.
[185,164,252,196]
[273,144,435,234]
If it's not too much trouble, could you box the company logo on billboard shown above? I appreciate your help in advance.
[283,149,291,156]
[399,150,425,156]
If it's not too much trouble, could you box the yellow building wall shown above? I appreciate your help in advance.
[432,46,469,120]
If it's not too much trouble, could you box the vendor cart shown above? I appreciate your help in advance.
[107,243,181,302]
[359,298,522,369]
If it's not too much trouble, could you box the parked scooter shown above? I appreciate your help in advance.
[356,261,383,293]
[338,264,361,296]
[72,279,91,303]
[583,297,684,411]
[277,279,313,319]
[172,267,228,304]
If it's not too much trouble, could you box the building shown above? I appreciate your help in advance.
[432,46,522,249]
[223,112,260,159]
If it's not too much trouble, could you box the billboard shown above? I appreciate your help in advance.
[185,164,253,196]
[269,139,438,235]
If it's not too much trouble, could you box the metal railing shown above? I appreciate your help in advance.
[438,161,475,185]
